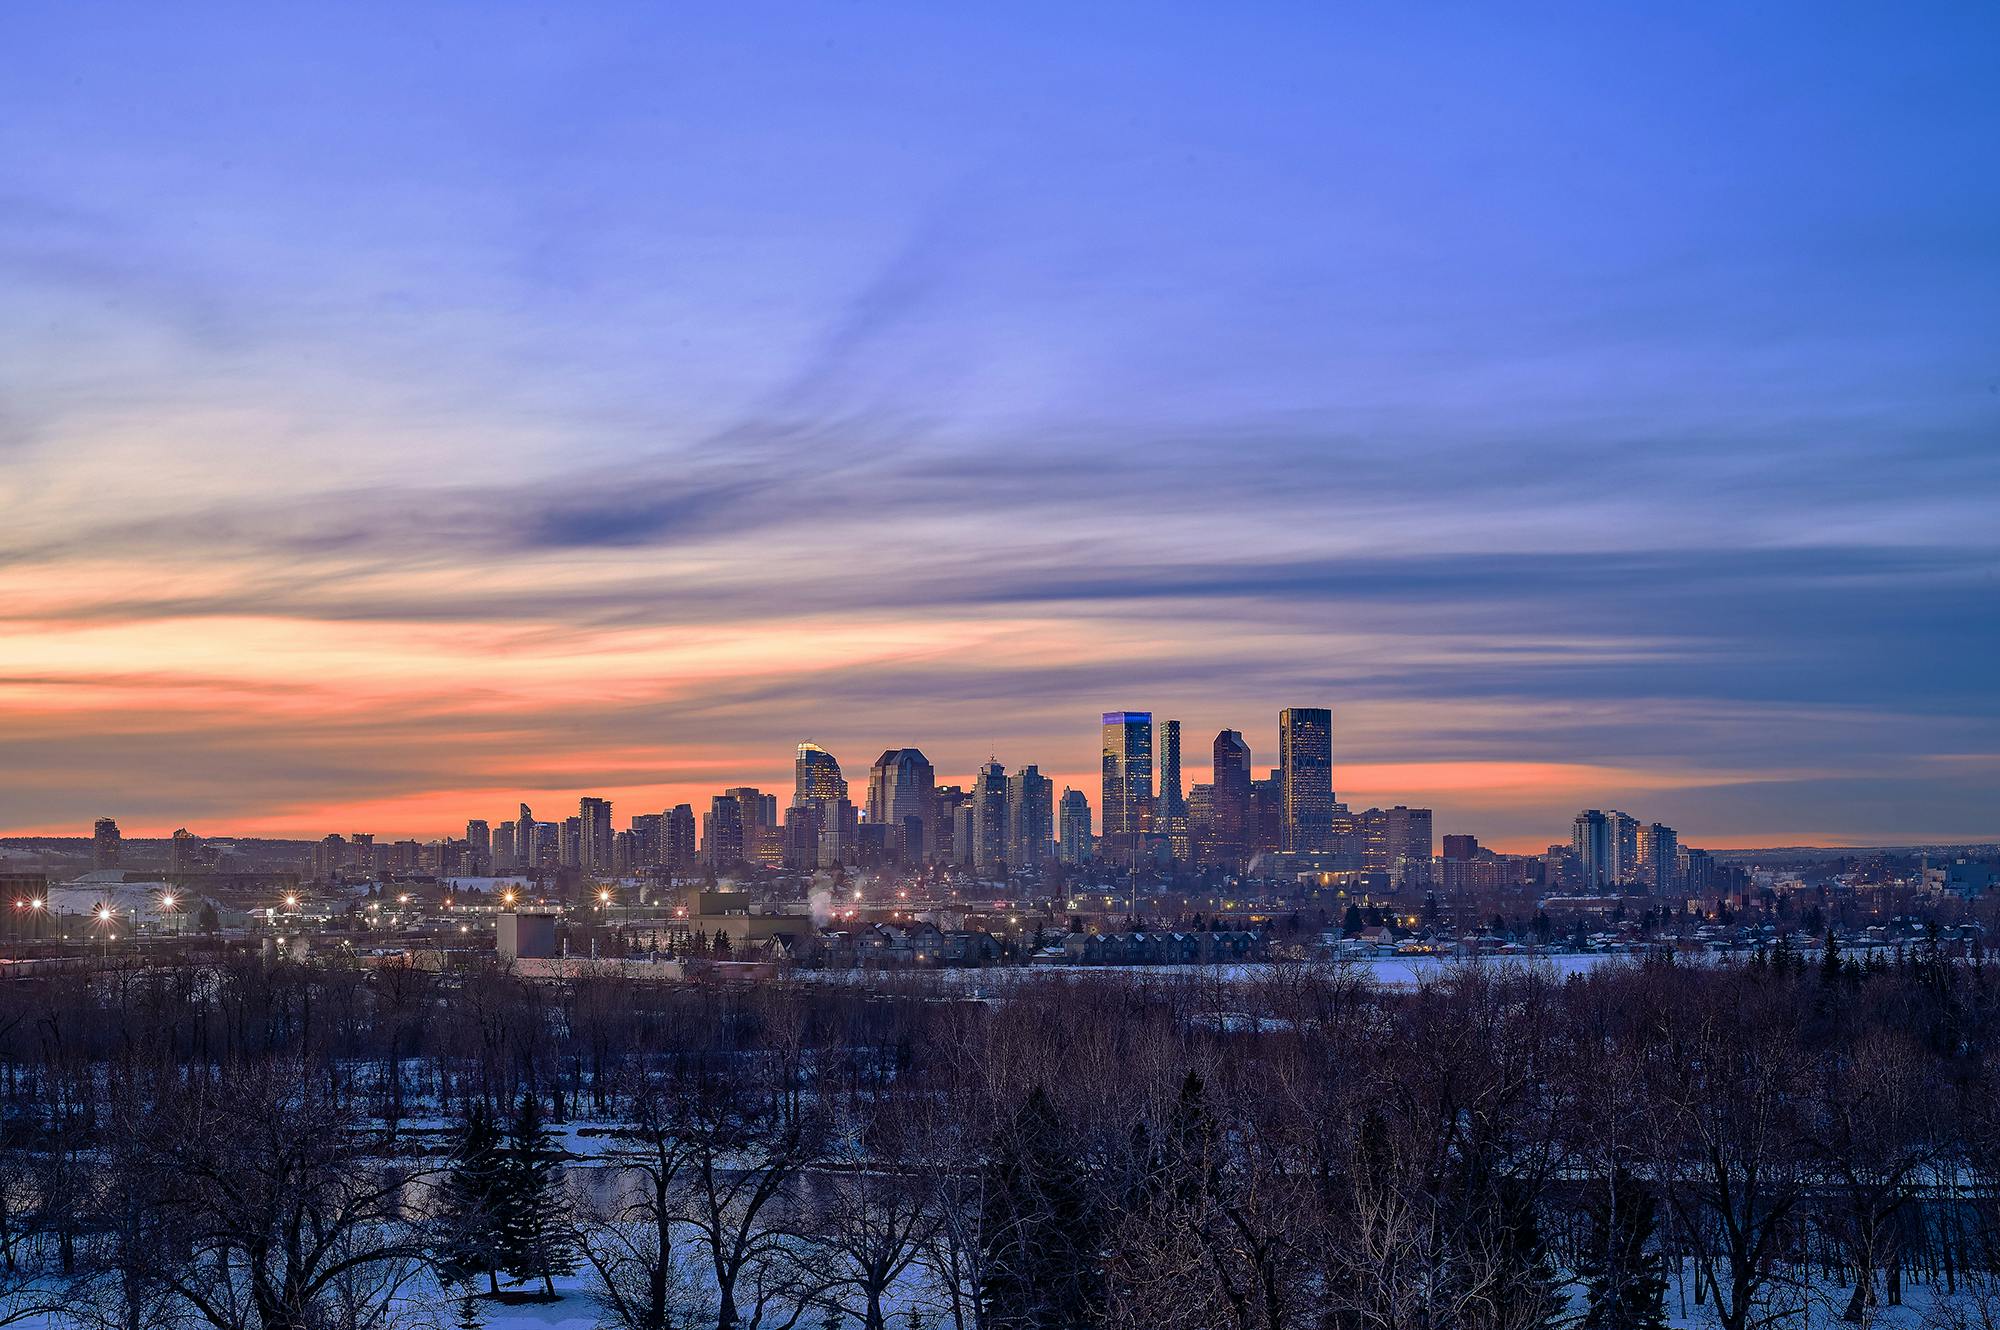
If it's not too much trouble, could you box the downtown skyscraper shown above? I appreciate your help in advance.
[1279,707,1334,852]
[1100,711,1153,855]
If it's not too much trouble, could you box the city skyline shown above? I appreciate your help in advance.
[4,4,1998,849]
[17,704,1999,857]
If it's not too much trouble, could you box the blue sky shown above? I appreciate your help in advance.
[1,2,1996,846]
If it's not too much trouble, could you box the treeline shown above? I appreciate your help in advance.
[0,946,1997,1330]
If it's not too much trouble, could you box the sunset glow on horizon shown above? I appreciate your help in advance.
[3,2,1997,852]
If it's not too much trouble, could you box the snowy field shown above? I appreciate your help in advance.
[790,950,1639,994]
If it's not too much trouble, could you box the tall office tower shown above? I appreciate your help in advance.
[579,797,614,872]
[794,742,847,806]
[91,817,121,870]
[1608,811,1641,886]
[629,813,663,866]
[1058,788,1093,864]
[1157,720,1188,859]
[866,749,936,861]
[1573,810,1613,892]
[1159,720,1185,818]
[1100,712,1154,853]
[953,801,977,867]
[1362,806,1433,887]
[559,817,582,869]
[612,830,635,875]
[534,821,558,868]
[1209,730,1253,858]
[972,759,1010,871]
[168,827,199,874]
[465,819,492,863]
[1681,846,1714,895]
[1638,823,1680,894]
[1249,770,1285,853]
[932,785,966,863]
[1279,707,1335,852]
[494,822,516,870]
[703,795,744,868]
[1442,834,1480,861]
[664,804,697,872]
[1007,764,1055,868]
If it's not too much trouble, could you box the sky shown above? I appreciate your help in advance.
[2,2,1997,851]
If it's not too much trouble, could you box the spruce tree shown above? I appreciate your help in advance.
[502,1092,577,1298]
[1488,1177,1562,1330]
[436,1102,508,1294]
[1576,1168,1668,1330]
[979,1086,1102,1330]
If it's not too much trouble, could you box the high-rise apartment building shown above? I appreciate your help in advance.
[1609,811,1640,887]
[465,819,491,864]
[664,804,697,872]
[725,788,781,866]
[1442,834,1479,861]
[867,749,936,861]
[92,817,122,871]
[1639,822,1680,894]
[579,797,614,873]
[494,822,516,870]
[933,785,965,863]
[703,795,744,868]
[517,804,537,870]
[1279,707,1335,852]
[1008,764,1054,868]
[1100,712,1153,851]
[1058,788,1092,864]
[1573,810,1613,892]
[629,813,663,866]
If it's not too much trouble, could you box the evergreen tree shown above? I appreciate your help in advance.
[435,1102,508,1294]
[1488,1177,1562,1330]
[1342,904,1364,937]
[1576,1168,1668,1330]
[1819,929,1842,985]
[456,1284,485,1330]
[980,1086,1102,1330]
[501,1092,577,1298]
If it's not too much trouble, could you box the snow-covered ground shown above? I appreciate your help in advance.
[792,951,1636,994]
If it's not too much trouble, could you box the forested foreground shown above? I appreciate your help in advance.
[1,947,1998,1330]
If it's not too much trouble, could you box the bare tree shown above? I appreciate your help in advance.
[115,1060,435,1330]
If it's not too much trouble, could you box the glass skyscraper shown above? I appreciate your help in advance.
[1279,706,1334,852]
[1100,711,1153,844]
